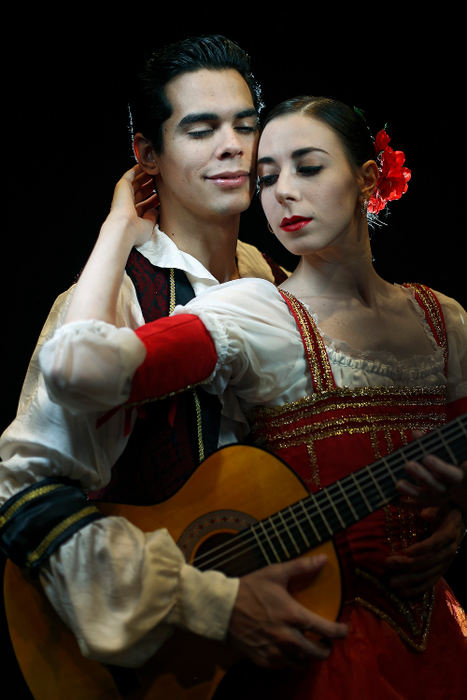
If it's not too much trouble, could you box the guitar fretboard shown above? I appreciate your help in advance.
[193,415,467,577]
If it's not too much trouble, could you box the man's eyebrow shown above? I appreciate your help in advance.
[236,108,258,120]
[178,113,218,128]
[178,108,258,129]
[257,147,328,166]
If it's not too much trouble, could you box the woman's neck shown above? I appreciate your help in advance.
[282,232,388,306]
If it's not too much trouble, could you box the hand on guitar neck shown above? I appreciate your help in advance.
[397,439,467,513]
[387,431,467,598]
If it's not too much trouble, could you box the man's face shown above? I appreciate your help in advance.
[154,68,259,230]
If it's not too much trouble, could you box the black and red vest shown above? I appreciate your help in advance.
[88,248,221,504]
[90,247,287,505]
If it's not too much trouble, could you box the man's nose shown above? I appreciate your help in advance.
[216,126,244,159]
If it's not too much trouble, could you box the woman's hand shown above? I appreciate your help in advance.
[386,504,465,597]
[105,165,159,248]
[65,166,160,325]
[397,455,467,513]
[397,428,467,513]
[389,425,467,597]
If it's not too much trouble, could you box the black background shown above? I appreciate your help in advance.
[3,13,465,696]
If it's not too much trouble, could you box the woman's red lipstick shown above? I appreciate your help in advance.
[280,216,313,232]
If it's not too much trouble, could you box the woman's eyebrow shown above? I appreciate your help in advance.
[291,146,329,158]
[258,146,328,166]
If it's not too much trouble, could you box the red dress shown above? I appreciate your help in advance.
[237,284,467,699]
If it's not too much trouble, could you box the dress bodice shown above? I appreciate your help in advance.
[250,284,450,650]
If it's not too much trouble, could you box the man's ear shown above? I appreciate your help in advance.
[133,133,160,175]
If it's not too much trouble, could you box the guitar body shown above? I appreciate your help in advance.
[4,445,342,699]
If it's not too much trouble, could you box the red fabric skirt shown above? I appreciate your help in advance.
[232,580,466,700]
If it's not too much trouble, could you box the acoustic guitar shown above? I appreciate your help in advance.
[4,414,466,699]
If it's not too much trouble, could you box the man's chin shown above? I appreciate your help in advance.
[215,190,252,217]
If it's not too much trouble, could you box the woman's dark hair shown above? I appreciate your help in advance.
[130,34,263,153]
[262,96,375,168]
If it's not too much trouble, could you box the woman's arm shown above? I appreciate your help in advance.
[65,165,157,325]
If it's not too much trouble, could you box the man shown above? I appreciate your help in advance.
[1,35,464,689]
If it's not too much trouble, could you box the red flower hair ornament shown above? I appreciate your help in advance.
[367,129,411,214]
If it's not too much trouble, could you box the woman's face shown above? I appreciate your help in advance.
[258,113,363,257]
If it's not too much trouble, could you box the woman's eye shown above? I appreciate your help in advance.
[299,165,323,176]
[258,174,278,188]
[258,165,323,189]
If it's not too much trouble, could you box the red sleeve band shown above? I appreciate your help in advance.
[127,314,218,404]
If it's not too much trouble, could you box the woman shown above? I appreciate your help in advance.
[40,97,467,697]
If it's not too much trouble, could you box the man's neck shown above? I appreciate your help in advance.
[158,212,240,283]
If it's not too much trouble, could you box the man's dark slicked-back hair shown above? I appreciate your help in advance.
[130,34,263,153]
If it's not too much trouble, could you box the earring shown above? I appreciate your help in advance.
[267,222,274,233]
[360,197,368,216]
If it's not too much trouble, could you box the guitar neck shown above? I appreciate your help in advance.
[307,414,467,541]
[193,414,467,577]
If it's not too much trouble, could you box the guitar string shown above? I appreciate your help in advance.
[192,418,467,573]
[193,418,467,571]
[193,418,467,563]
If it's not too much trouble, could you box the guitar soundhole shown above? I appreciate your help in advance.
[177,509,259,576]
[196,531,234,555]
[194,531,236,568]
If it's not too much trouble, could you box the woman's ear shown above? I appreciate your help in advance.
[359,159,379,201]
[133,133,160,175]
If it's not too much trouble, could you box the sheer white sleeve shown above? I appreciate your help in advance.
[436,291,467,400]
[39,278,309,417]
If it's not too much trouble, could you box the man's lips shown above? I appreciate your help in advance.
[280,216,313,232]
[206,171,249,188]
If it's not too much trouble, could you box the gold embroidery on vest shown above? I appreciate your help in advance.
[169,267,176,314]
[191,388,205,464]
[370,430,381,460]
[254,411,446,451]
[383,427,394,455]
[404,283,448,373]
[352,568,435,652]
[279,290,335,393]
[169,267,205,465]
[253,385,447,422]
[306,442,321,488]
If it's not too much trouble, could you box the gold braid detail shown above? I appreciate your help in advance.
[169,266,205,464]
[0,483,65,529]
[192,388,205,464]
[404,283,448,373]
[353,568,435,652]
[169,267,176,314]
[279,290,335,393]
[27,506,101,565]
